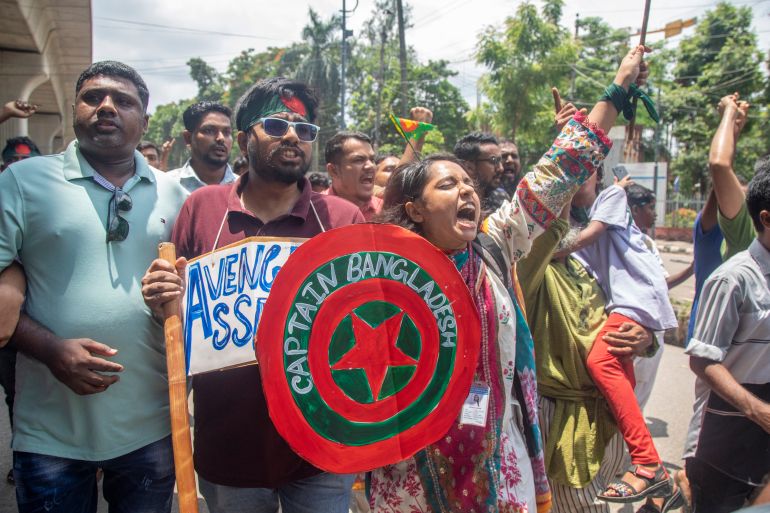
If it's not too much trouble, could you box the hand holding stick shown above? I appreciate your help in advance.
[158,243,199,513]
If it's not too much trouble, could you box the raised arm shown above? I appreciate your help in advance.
[483,45,651,265]
[398,106,433,166]
[710,94,748,220]
[0,100,38,124]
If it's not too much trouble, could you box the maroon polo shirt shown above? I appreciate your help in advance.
[171,174,364,488]
[324,185,383,221]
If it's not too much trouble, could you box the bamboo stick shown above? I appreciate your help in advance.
[159,242,199,513]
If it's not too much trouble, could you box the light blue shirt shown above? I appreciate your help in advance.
[574,185,677,331]
[167,159,236,193]
[0,141,189,460]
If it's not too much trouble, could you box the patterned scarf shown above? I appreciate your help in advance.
[415,246,508,512]
[512,300,552,513]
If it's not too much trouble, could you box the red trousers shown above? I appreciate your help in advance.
[587,312,660,465]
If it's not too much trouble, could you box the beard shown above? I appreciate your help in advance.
[556,226,582,253]
[249,138,310,184]
[201,146,230,167]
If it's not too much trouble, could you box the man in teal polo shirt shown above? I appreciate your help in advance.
[0,61,188,512]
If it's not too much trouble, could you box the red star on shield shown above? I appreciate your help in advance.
[331,311,417,401]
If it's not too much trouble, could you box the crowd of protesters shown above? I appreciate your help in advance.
[0,40,767,513]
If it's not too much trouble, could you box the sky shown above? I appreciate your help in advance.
[91,0,770,114]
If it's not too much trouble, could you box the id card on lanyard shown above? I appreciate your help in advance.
[460,383,490,427]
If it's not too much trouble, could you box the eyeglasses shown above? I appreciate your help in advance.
[106,188,132,242]
[475,156,502,167]
[256,117,320,142]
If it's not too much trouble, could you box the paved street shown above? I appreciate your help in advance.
[0,241,700,512]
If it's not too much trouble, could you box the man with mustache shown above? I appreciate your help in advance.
[167,100,236,192]
[141,78,364,513]
[0,61,188,512]
[324,131,381,220]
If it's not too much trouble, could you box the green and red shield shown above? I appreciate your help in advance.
[256,224,480,473]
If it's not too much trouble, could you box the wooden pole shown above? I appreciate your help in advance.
[158,242,199,513]
[624,0,652,161]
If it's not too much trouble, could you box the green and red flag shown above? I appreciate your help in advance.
[389,113,435,142]
[256,224,480,473]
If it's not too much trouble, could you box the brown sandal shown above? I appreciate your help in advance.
[598,465,672,503]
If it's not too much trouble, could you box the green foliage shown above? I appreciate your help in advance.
[476,0,578,164]
[570,16,630,109]
[295,7,342,150]
[346,0,468,152]
[187,57,225,102]
[665,2,767,193]
[145,99,193,169]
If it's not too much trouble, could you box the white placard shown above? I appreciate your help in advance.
[182,237,305,375]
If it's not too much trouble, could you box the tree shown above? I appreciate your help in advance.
[145,99,193,169]
[665,2,767,192]
[347,2,467,152]
[187,57,225,102]
[221,45,308,109]
[295,7,341,151]
[476,0,578,163]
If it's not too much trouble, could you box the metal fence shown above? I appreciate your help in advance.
[664,197,705,228]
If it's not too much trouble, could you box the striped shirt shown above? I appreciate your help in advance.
[684,238,770,485]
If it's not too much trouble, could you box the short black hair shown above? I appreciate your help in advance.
[755,154,770,176]
[76,61,150,111]
[136,140,159,154]
[234,77,319,131]
[324,131,372,164]
[625,183,655,208]
[182,101,232,132]
[453,132,499,161]
[308,171,331,188]
[747,171,770,232]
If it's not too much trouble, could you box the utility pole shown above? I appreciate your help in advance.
[652,85,661,237]
[396,0,408,116]
[374,20,389,147]
[340,0,357,129]
[569,13,579,100]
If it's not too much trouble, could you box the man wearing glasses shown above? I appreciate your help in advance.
[454,131,509,213]
[0,61,188,512]
[141,77,364,513]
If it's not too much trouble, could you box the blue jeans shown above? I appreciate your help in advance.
[14,436,175,513]
[199,472,355,513]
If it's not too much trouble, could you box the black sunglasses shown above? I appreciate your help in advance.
[256,117,320,142]
[106,188,132,242]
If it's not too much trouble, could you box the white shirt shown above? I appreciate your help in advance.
[167,160,236,193]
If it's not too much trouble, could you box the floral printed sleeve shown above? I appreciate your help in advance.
[482,112,611,266]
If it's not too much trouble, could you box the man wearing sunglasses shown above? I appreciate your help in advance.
[0,61,188,512]
[168,101,237,192]
[454,131,509,213]
[141,77,364,513]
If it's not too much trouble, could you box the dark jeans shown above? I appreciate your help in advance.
[686,457,758,513]
[14,436,175,513]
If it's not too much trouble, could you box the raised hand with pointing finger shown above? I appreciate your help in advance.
[552,87,587,132]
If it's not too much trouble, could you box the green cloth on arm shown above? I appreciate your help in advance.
[518,219,617,488]
[719,202,755,261]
